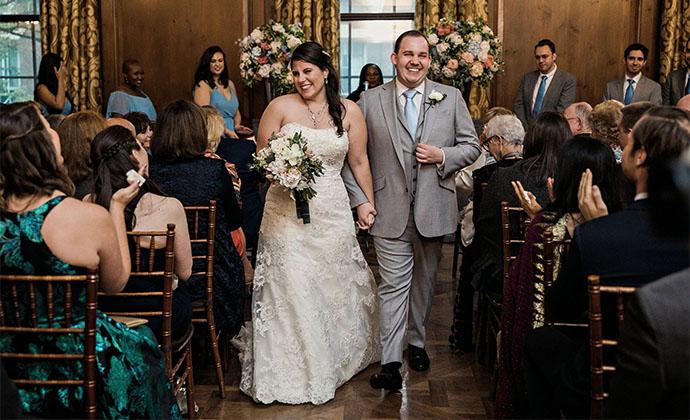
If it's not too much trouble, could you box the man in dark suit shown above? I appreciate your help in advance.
[663,39,690,105]
[513,39,576,128]
[604,43,662,105]
[523,106,690,418]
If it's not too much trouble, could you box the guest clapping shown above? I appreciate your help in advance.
[34,53,72,116]
[106,59,157,121]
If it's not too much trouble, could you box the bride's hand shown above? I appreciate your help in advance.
[356,202,377,230]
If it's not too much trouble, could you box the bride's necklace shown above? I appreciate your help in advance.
[304,100,328,128]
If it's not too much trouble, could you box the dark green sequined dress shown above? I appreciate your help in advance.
[0,196,181,419]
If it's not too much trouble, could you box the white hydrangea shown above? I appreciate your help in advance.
[258,64,271,78]
[271,62,284,73]
[270,40,282,52]
[435,42,450,54]
[448,33,464,45]
[287,36,301,49]
[279,167,302,189]
[250,28,264,41]
[252,46,262,57]
[272,23,285,33]
[427,33,439,45]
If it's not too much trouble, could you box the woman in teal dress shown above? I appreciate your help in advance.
[0,102,180,419]
[35,53,72,116]
[106,59,157,122]
[193,46,252,138]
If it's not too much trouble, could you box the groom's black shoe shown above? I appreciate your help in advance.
[369,362,402,390]
[408,345,430,371]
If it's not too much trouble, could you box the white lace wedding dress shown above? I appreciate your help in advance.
[233,122,380,405]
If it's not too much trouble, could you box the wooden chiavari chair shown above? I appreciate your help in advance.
[183,201,226,399]
[587,274,637,418]
[0,269,99,419]
[102,224,196,419]
[539,230,582,329]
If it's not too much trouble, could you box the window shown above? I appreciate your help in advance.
[0,0,41,103]
[339,0,415,96]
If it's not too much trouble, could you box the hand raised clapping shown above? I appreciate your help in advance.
[578,169,608,221]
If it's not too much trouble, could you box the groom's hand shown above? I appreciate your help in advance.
[356,202,377,230]
[415,144,444,164]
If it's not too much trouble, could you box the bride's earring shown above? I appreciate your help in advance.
[324,78,328,85]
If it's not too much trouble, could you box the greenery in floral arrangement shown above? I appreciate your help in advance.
[425,18,505,91]
[238,21,306,97]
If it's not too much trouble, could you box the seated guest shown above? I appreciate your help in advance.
[662,39,689,105]
[495,136,622,417]
[90,126,193,341]
[473,111,570,297]
[524,106,690,418]
[609,148,690,418]
[346,63,384,103]
[201,106,254,284]
[124,111,154,150]
[0,102,179,418]
[149,100,245,337]
[604,43,662,105]
[57,111,107,199]
[450,108,519,351]
[106,117,137,136]
[589,99,624,161]
[34,53,72,116]
[106,59,157,121]
[563,101,592,136]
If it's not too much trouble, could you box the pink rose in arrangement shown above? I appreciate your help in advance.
[260,43,272,51]
[435,23,454,36]
[460,51,474,64]
[446,59,459,70]
[258,55,269,65]
[483,54,495,69]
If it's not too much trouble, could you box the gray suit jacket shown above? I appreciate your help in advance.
[603,75,662,105]
[343,79,480,239]
[663,68,688,105]
[513,68,577,127]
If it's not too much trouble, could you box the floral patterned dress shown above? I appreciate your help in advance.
[0,195,180,419]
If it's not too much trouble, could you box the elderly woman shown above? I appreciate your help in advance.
[589,99,624,161]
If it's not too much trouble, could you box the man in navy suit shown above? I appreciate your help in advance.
[663,39,690,106]
[523,106,690,418]
[513,39,576,128]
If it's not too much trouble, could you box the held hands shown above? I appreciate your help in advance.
[356,202,377,230]
[415,144,444,164]
[578,169,608,221]
[511,180,543,219]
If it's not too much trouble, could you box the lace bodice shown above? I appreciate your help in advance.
[280,122,349,175]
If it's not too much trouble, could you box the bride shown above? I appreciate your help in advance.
[233,41,380,405]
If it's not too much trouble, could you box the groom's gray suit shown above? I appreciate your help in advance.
[345,78,480,364]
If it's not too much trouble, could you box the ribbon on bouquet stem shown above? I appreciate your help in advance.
[294,190,311,224]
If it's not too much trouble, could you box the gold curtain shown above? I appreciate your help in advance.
[415,0,490,119]
[274,0,340,72]
[658,0,690,84]
[40,0,101,112]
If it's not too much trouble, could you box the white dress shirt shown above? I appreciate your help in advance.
[531,64,558,108]
[623,72,643,97]
[395,78,425,116]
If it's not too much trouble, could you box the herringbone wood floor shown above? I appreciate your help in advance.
[193,240,491,419]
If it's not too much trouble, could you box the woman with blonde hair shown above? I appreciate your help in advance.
[57,110,108,199]
[589,99,624,161]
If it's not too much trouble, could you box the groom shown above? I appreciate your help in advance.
[344,30,480,390]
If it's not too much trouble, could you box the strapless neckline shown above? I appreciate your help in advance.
[281,121,337,132]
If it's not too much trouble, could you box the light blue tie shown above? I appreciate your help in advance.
[403,89,418,138]
[624,79,635,105]
[532,75,548,117]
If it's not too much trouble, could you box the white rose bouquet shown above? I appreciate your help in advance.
[238,21,306,96]
[251,131,324,223]
[426,18,504,90]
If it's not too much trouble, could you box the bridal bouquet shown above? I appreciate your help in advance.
[238,21,305,96]
[251,131,324,223]
[426,18,504,90]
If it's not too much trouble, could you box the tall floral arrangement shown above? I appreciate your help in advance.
[238,21,305,96]
[426,18,504,90]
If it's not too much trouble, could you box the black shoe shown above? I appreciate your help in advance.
[369,362,402,390]
[408,344,430,371]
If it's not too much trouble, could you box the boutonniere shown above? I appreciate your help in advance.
[426,89,447,106]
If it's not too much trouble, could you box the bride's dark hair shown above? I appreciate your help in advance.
[290,41,345,137]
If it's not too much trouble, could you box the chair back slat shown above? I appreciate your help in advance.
[587,275,637,418]
[540,229,580,328]
[183,201,217,301]
[0,270,99,419]
[501,201,529,292]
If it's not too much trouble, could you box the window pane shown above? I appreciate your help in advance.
[0,21,41,103]
[1,0,39,15]
[339,20,414,96]
[340,0,414,14]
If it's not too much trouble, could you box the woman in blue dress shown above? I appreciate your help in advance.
[0,102,179,419]
[106,59,157,122]
[193,46,252,139]
[34,53,72,116]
